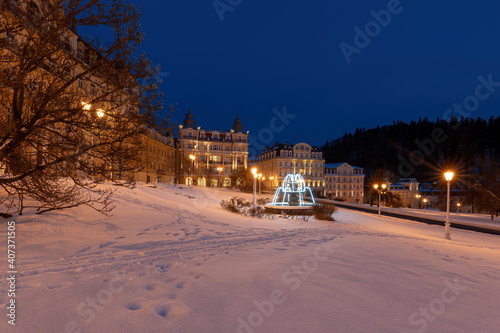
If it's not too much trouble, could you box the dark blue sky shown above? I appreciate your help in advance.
[126,0,500,151]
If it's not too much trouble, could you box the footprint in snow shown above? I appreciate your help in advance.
[154,303,192,320]
[126,301,144,311]
[47,281,73,290]
[176,281,188,289]
[166,294,178,300]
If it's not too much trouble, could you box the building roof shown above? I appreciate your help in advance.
[260,142,322,155]
[325,162,364,170]
[325,163,344,169]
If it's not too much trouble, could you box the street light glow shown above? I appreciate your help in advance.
[381,184,387,190]
[373,184,379,190]
[189,154,195,161]
[251,168,257,175]
[96,109,105,118]
[445,172,454,181]
[82,102,91,110]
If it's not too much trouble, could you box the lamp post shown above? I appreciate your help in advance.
[457,203,461,215]
[373,183,387,216]
[252,168,258,207]
[217,167,223,188]
[188,154,195,186]
[444,171,454,240]
[82,102,104,179]
[258,174,263,195]
[415,194,421,209]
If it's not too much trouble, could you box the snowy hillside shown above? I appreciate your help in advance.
[1,184,499,333]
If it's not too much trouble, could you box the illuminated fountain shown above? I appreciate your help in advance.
[265,173,316,210]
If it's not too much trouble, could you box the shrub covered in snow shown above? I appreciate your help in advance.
[220,197,273,219]
[312,204,337,221]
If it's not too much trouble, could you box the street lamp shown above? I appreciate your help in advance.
[457,203,461,215]
[423,198,428,212]
[251,168,258,207]
[444,171,454,240]
[81,102,105,179]
[188,154,195,186]
[217,167,223,188]
[373,183,387,216]
[415,194,421,209]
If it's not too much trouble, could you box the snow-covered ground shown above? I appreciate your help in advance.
[1,184,499,333]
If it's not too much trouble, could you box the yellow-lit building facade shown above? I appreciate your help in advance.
[258,143,325,197]
[177,111,249,187]
[137,129,176,184]
[325,163,365,203]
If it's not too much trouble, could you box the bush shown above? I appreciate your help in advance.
[257,197,271,206]
[312,204,337,221]
[221,197,274,219]
[220,197,252,214]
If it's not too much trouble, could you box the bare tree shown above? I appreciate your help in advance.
[0,0,172,216]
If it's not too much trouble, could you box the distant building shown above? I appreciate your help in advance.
[137,129,176,184]
[258,142,325,197]
[388,178,420,208]
[324,163,365,203]
[177,110,249,187]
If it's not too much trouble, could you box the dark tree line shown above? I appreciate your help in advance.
[323,116,500,215]
[323,116,500,182]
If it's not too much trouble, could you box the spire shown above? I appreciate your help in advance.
[232,114,243,133]
[183,109,195,129]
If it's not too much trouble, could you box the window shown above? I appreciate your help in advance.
[187,132,192,138]
[78,79,84,90]
[210,155,221,163]
[90,83,96,95]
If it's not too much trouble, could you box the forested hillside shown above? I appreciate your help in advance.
[323,116,500,182]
